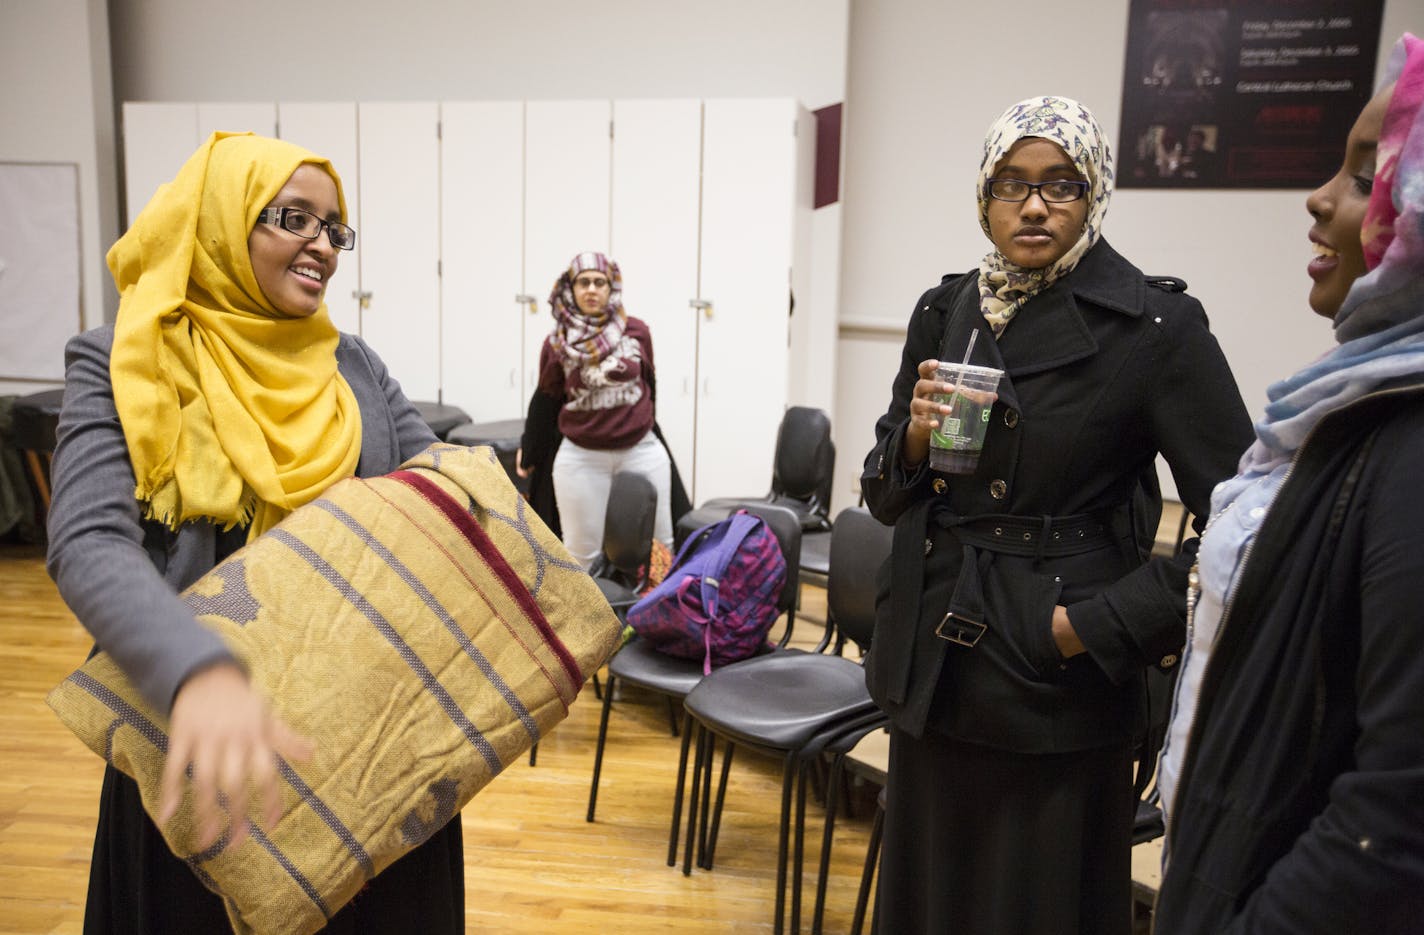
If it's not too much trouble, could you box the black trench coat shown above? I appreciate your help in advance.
[861,240,1253,934]
[861,239,1253,751]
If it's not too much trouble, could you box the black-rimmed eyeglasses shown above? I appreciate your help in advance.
[985,179,1090,204]
[256,206,356,250]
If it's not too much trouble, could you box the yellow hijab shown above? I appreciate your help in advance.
[107,132,362,539]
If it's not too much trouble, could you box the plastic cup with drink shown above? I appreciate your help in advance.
[928,332,1004,474]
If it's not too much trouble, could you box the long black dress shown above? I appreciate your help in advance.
[861,241,1251,934]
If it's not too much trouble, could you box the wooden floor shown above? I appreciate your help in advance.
[0,542,879,934]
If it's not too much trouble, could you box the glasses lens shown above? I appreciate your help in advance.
[328,223,356,250]
[576,276,608,289]
[1041,181,1086,203]
[280,208,321,239]
[990,179,1029,201]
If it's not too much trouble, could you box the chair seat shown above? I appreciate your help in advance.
[681,499,828,544]
[447,419,526,489]
[607,638,707,697]
[10,388,64,452]
[1132,800,1165,845]
[799,528,831,578]
[594,576,639,611]
[683,653,876,751]
[411,400,472,440]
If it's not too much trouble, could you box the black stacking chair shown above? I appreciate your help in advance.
[675,406,835,640]
[674,406,835,544]
[676,506,892,935]
[533,471,655,768]
[411,400,472,441]
[585,502,802,827]
[9,388,64,520]
[587,471,658,618]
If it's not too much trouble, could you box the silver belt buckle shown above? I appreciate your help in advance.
[935,612,986,647]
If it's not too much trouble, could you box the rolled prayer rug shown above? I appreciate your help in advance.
[48,442,622,934]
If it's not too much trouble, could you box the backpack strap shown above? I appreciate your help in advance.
[699,511,763,619]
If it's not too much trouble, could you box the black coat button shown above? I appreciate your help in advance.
[989,479,1007,500]
[1004,409,1020,429]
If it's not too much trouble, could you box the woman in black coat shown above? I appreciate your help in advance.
[1155,33,1424,934]
[860,95,1251,934]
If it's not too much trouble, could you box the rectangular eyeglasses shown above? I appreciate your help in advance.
[256,206,357,250]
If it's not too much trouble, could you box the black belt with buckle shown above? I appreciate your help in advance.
[931,509,1123,648]
[951,512,1117,559]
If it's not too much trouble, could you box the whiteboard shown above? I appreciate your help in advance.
[0,163,81,381]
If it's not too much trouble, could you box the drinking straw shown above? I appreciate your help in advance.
[948,329,979,403]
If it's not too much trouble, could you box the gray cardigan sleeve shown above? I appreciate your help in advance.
[46,328,438,716]
[46,327,236,715]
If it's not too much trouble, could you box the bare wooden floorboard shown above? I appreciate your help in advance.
[0,542,877,933]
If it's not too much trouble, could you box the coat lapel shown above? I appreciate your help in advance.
[995,239,1147,381]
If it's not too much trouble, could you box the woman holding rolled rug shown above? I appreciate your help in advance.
[860,96,1251,934]
[517,251,687,568]
[1155,33,1424,934]
[46,133,462,933]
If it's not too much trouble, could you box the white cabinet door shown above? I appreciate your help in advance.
[357,102,441,401]
[696,99,800,503]
[121,102,199,226]
[522,100,612,406]
[277,102,361,336]
[195,102,275,140]
[610,99,703,497]
[440,101,526,422]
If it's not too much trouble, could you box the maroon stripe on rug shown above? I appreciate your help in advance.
[391,470,583,690]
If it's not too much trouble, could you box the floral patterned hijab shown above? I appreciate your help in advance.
[548,251,628,367]
[975,96,1115,335]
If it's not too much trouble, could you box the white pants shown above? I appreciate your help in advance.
[551,431,673,569]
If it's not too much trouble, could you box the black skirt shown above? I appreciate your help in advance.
[875,729,1134,935]
[84,764,465,935]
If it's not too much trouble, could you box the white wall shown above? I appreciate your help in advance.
[109,0,849,108]
[0,0,118,394]
[832,0,1419,513]
[108,0,850,423]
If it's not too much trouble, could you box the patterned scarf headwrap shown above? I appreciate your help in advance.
[548,251,628,367]
[1335,31,1424,342]
[975,96,1114,335]
[107,131,362,540]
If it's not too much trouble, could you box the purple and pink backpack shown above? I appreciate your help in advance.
[625,510,786,674]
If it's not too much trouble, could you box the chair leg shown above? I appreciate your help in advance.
[773,752,796,935]
[668,711,695,867]
[528,742,538,766]
[792,758,810,935]
[586,673,617,822]
[665,695,680,736]
[592,670,603,700]
[814,751,854,933]
[851,794,886,935]
[683,723,712,876]
[812,754,848,934]
[694,728,716,871]
[703,740,736,870]
[24,450,52,511]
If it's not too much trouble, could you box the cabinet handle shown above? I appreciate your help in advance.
[353,290,373,310]
[516,293,538,314]
[689,298,713,319]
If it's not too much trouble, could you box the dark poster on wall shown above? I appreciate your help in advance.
[1118,1,1385,188]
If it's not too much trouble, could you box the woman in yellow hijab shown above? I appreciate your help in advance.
[46,133,461,934]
